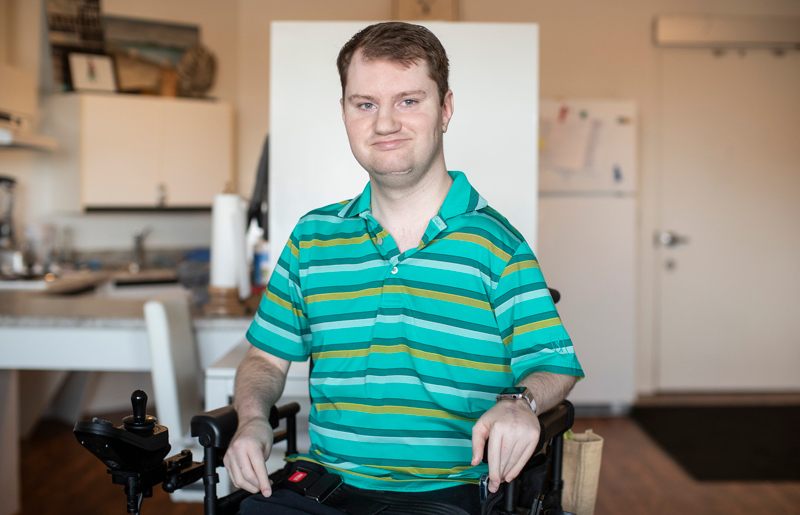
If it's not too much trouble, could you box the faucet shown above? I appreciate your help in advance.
[130,227,152,274]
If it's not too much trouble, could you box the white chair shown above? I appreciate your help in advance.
[144,295,222,502]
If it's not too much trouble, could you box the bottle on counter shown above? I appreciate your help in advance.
[253,240,271,288]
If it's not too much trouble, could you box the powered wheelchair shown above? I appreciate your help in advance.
[74,391,574,515]
[75,289,575,515]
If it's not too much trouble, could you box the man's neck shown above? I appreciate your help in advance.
[369,166,453,253]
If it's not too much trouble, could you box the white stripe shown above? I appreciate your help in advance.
[310,318,376,332]
[301,259,387,278]
[494,289,552,317]
[402,257,495,289]
[254,314,303,344]
[309,375,497,401]
[300,213,350,224]
[309,423,471,447]
[511,345,576,368]
[376,314,501,343]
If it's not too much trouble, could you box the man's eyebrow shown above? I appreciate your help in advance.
[395,90,426,100]
[346,90,428,103]
[347,94,377,103]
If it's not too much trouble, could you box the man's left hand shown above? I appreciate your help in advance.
[471,399,540,493]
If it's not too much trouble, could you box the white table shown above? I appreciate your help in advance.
[0,292,250,515]
[205,340,311,412]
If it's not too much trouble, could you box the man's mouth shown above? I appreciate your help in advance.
[372,139,409,150]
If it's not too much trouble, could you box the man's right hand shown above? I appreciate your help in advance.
[223,417,275,497]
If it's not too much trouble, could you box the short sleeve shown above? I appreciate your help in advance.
[245,229,311,362]
[491,242,584,383]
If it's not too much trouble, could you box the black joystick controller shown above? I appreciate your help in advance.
[123,390,157,433]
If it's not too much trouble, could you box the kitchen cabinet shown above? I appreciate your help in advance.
[45,93,233,210]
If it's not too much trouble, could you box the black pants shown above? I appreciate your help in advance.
[239,463,481,515]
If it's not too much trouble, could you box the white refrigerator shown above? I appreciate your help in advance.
[537,99,638,410]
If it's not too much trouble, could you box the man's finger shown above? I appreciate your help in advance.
[504,441,536,483]
[497,435,515,482]
[246,447,272,496]
[487,431,503,492]
[226,454,257,494]
[471,422,489,466]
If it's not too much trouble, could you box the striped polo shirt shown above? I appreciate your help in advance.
[246,170,583,492]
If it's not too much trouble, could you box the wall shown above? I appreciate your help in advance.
[4,0,800,412]
[234,0,800,395]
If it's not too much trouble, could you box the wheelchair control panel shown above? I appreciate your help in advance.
[74,390,205,514]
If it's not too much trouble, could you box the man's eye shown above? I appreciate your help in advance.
[400,99,417,107]
[359,103,375,110]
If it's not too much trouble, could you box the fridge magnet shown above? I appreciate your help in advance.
[67,52,118,92]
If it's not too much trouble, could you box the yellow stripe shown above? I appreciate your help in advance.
[500,260,539,278]
[300,233,370,249]
[502,317,562,345]
[305,287,383,304]
[286,456,480,484]
[383,285,491,311]
[377,464,474,475]
[442,233,510,261]
[265,290,305,318]
[315,402,477,422]
[312,344,510,373]
[287,238,299,259]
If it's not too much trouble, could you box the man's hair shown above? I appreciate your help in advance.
[337,22,450,105]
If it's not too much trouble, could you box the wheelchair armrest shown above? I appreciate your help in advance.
[192,404,239,449]
[534,400,574,454]
[190,402,302,452]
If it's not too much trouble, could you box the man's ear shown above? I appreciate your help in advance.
[340,98,345,122]
[441,90,454,133]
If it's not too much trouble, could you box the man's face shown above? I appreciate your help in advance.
[341,50,454,189]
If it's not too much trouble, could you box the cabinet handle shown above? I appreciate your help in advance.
[157,183,167,207]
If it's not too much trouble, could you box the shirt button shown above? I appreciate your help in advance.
[391,266,398,274]
[377,237,383,245]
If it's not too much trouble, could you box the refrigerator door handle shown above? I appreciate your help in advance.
[655,230,689,247]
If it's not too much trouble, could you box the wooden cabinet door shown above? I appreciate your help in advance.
[81,95,161,207]
[160,100,233,207]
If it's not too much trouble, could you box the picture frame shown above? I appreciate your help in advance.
[392,0,460,21]
[66,52,118,93]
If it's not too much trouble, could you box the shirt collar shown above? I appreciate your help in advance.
[337,171,487,219]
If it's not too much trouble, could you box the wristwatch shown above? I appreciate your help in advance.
[496,387,537,414]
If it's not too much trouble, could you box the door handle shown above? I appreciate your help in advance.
[655,230,689,247]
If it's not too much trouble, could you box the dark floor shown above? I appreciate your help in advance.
[18,412,800,515]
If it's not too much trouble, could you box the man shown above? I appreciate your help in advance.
[224,22,583,514]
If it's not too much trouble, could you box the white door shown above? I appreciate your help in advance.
[656,50,800,391]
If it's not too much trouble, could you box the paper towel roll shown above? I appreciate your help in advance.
[210,193,250,299]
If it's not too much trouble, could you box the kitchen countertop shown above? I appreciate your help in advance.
[0,289,252,329]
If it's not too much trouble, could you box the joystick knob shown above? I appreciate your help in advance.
[123,389,157,433]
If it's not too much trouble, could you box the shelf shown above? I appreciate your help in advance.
[0,127,57,151]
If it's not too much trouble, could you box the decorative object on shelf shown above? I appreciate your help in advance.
[46,0,105,92]
[392,0,460,21]
[66,52,118,93]
[176,45,217,98]
[103,15,200,95]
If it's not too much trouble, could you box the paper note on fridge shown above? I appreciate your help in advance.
[539,117,602,173]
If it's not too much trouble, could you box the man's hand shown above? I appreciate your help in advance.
[223,417,275,497]
[470,400,540,494]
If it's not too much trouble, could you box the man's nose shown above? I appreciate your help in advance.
[374,106,400,135]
